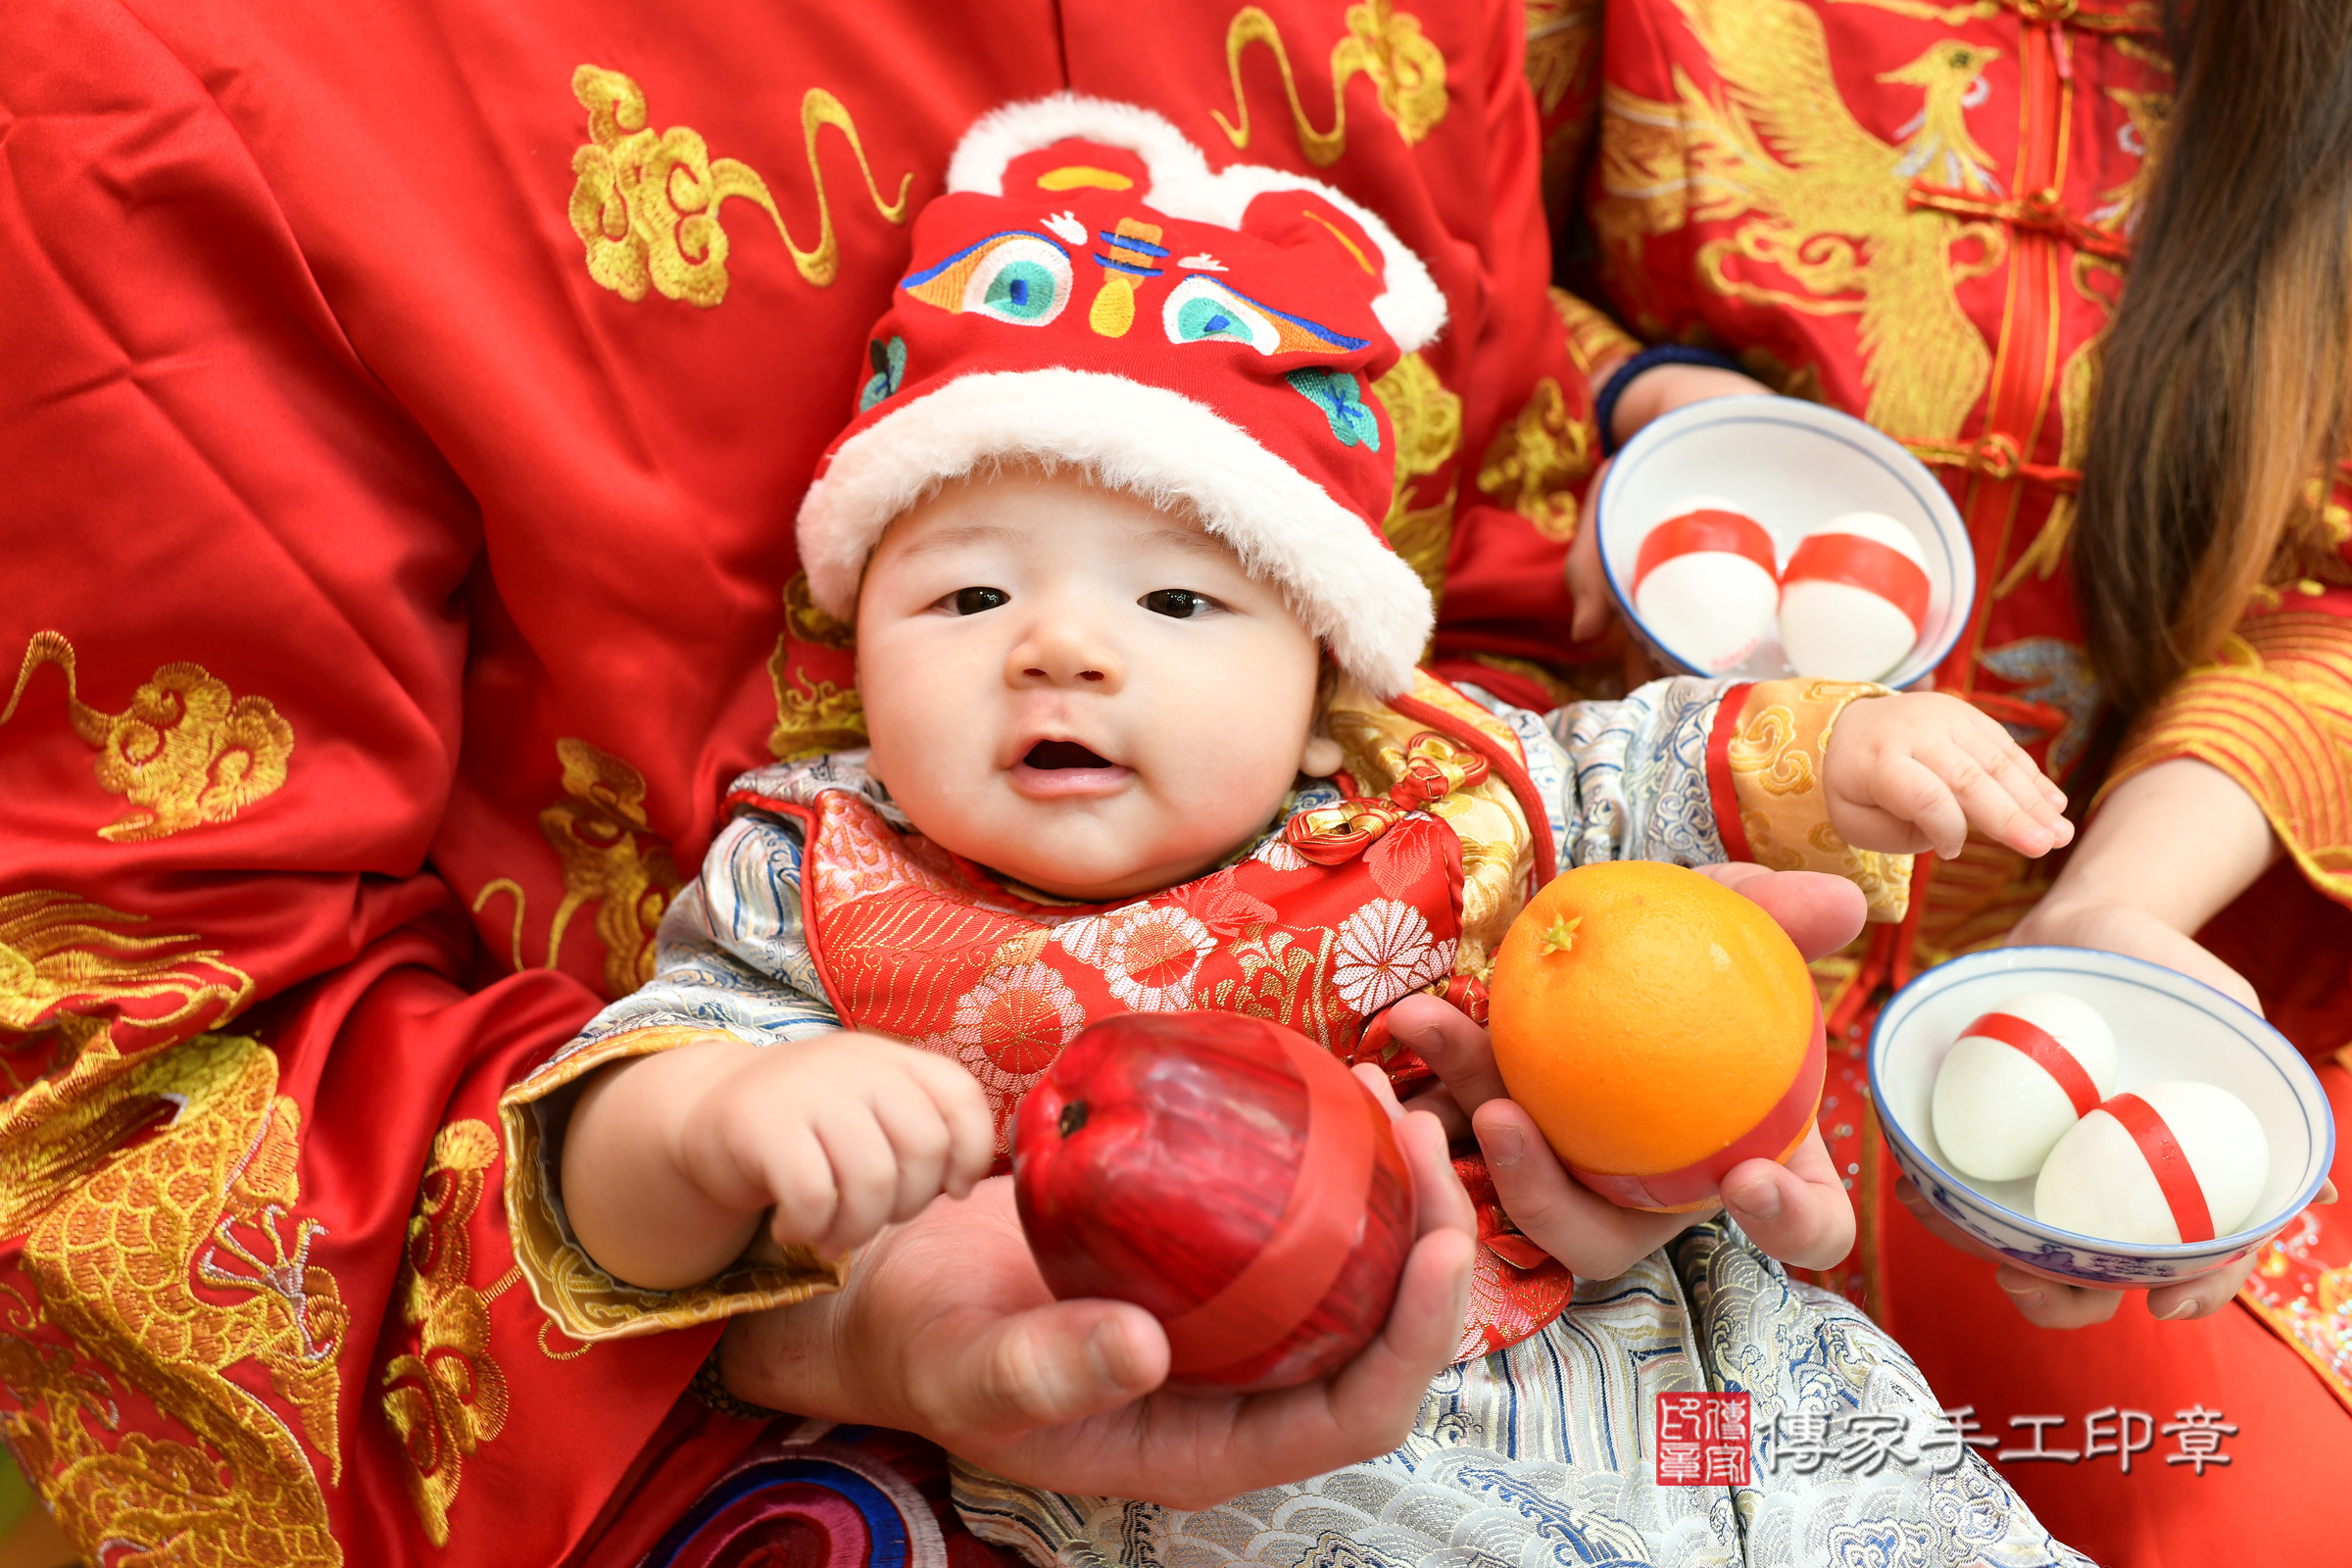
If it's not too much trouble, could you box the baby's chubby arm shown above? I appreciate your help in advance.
[1824,690,2075,859]
[563,1032,996,1291]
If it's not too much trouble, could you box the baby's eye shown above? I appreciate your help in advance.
[1142,589,1216,619]
[951,587,1008,615]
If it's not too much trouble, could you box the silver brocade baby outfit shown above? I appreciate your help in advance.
[510,673,2091,1568]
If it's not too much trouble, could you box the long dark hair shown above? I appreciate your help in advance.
[2072,0,2352,715]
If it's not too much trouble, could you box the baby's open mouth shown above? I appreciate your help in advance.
[1022,740,1114,769]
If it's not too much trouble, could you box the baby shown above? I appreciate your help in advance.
[508,101,2088,1568]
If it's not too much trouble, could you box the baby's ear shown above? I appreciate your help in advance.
[1234,188,1446,352]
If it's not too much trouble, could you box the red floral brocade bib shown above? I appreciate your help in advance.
[732,674,1572,1358]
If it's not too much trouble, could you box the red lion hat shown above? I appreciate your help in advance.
[796,94,1446,697]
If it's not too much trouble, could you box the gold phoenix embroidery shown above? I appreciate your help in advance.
[1477,378,1593,542]
[1599,0,2006,442]
[1212,1,1449,169]
[3,631,293,843]
[380,1119,514,1546]
[473,740,683,999]
[0,1032,346,1566]
[1370,353,1463,605]
[569,65,912,308]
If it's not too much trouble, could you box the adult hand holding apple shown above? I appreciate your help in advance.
[716,861,1865,1512]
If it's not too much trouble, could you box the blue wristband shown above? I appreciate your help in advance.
[1594,344,1750,457]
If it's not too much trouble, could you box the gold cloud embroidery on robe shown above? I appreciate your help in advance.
[1601,2,2006,443]
[3,631,293,843]
[380,1119,514,1547]
[1476,378,1592,543]
[1370,354,1462,606]
[569,66,912,308]
[1212,1,1449,169]
[474,741,684,999]
[0,1032,346,1566]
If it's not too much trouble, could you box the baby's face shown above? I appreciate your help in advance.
[857,469,1324,901]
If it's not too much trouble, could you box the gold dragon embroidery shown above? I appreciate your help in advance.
[472,740,684,999]
[1370,353,1463,605]
[769,572,868,761]
[1598,0,2008,442]
[3,632,293,843]
[1477,378,1593,543]
[569,65,912,308]
[1212,1,1449,169]
[0,1032,346,1566]
[0,890,254,1088]
[380,1119,514,1547]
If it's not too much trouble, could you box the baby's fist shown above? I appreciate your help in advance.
[683,1033,996,1258]
[1824,691,2074,860]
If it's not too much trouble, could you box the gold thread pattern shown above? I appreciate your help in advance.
[1369,353,1463,605]
[1596,1,2004,442]
[1548,286,1641,376]
[0,891,254,1085]
[4,632,293,843]
[379,1120,510,1546]
[1475,378,1592,543]
[1211,2,1449,169]
[470,741,684,1000]
[569,66,911,309]
[498,1026,846,1342]
[2097,610,2352,903]
[0,1033,346,1565]
[1727,681,1913,921]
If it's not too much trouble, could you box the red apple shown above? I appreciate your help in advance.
[1012,1012,1414,1393]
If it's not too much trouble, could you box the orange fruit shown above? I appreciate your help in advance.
[1488,861,1825,1212]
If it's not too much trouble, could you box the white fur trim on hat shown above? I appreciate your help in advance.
[944,93,1447,354]
[798,368,1434,696]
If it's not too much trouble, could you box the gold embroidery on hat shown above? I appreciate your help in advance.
[1087,218,1165,338]
[4,631,293,843]
[569,66,911,308]
[1212,2,1449,168]
[1038,166,1135,192]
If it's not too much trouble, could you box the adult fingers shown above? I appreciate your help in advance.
[1473,1099,1691,1279]
[1567,457,1615,642]
[911,1298,1171,1438]
[1395,1104,1478,1242]
[1719,1135,1855,1271]
[1991,1265,2127,1328]
[1384,994,1510,1112]
[1894,1177,2126,1327]
[2143,1248,2263,1322]
[1696,864,1868,960]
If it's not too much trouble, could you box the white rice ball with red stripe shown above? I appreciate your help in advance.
[1931,992,2119,1183]
[1630,496,1780,674]
[1777,511,1931,681]
[2034,1081,2270,1246]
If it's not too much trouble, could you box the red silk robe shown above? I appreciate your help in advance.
[0,2,1607,1561]
[1446,2,2352,1561]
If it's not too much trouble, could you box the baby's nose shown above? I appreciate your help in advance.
[1009,619,1125,690]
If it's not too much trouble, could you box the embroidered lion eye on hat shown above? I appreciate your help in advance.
[795,93,1447,698]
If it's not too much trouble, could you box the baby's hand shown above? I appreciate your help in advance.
[1824,691,2075,860]
[679,1034,996,1258]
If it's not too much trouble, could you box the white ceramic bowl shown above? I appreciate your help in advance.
[1594,395,1974,688]
[1871,946,2333,1286]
